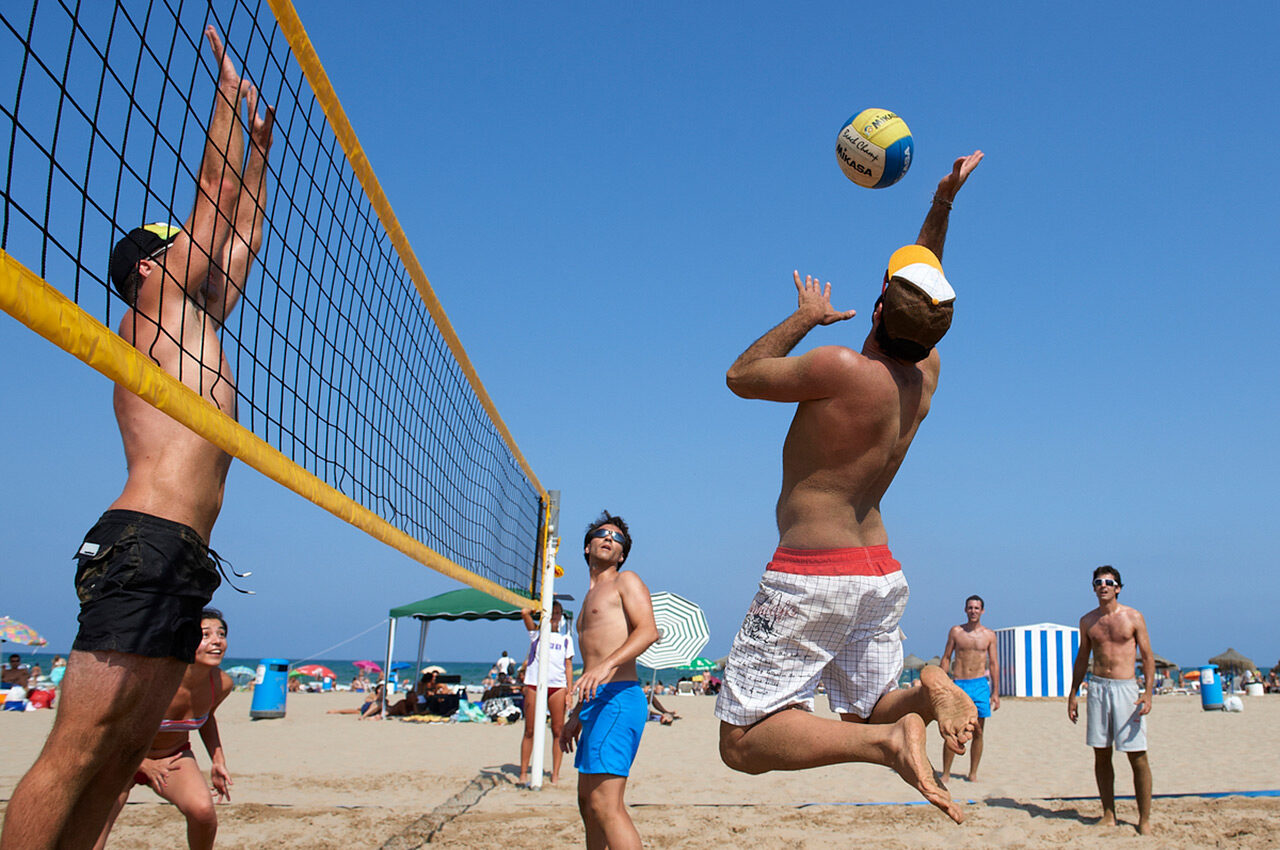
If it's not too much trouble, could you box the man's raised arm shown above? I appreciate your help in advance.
[915,150,984,261]
[205,83,274,325]
[726,271,857,402]
[158,27,248,308]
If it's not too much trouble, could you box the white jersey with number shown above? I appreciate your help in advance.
[523,630,573,688]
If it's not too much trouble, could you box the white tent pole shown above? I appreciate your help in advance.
[382,617,396,720]
[414,618,428,687]
[529,495,560,790]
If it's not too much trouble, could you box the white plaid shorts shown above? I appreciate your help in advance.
[715,546,909,725]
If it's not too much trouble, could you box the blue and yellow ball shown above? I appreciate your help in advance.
[835,108,913,189]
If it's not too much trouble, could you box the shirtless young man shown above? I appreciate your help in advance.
[1,28,273,850]
[560,512,659,850]
[714,151,985,824]
[1067,565,1155,835]
[939,594,1000,782]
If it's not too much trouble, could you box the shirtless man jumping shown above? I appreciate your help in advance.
[715,151,984,823]
[1068,565,1155,835]
[1,27,273,849]
[940,594,1000,782]
[560,512,659,850]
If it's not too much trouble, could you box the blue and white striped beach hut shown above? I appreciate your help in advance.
[996,623,1080,697]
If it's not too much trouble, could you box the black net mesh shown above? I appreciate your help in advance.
[1,0,542,596]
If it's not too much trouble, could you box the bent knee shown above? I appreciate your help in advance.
[181,797,218,827]
[718,732,766,775]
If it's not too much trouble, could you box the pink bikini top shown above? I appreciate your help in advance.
[158,669,219,732]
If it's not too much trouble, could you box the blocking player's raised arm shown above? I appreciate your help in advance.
[915,151,984,261]
[162,27,248,310]
[205,84,274,326]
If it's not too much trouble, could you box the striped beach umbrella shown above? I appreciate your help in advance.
[0,616,47,646]
[226,666,257,683]
[637,592,710,671]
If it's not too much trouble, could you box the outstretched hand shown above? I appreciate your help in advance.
[935,150,984,203]
[204,26,244,95]
[794,271,855,326]
[244,84,275,154]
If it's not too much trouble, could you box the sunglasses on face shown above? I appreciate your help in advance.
[1092,578,1119,588]
[589,529,626,545]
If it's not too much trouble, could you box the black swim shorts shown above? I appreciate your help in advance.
[71,510,222,663]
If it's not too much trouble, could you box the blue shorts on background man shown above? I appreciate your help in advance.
[954,676,992,718]
[575,681,647,776]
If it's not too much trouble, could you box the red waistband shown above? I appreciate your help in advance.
[766,545,902,577]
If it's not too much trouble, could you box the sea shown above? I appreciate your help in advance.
[218,657,706,690]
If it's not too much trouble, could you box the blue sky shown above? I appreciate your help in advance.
[3,2,1278,672]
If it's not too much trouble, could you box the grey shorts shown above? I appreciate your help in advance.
[1085,675,1147,752]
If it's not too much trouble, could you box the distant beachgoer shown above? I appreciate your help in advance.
[939,595,1000,782]
[49,656,67,687]
[519,602,574,785]
[560,511,659,849]
[328,683,385,719]
[496,651,516,681]
[1068,565,1155,835]
[2,654,28,688]
[646,692,680,725]
[714,153,985,825]
[93,609,234,850]
[1,27,273,850]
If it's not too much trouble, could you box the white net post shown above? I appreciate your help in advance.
[529,491,560,790]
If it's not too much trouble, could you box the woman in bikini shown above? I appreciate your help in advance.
[518,602,574,785]
[93,608,234,849]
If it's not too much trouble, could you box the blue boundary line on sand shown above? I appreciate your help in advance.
[799,790,1280,808]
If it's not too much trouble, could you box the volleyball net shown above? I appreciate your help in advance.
[0,0,546,605]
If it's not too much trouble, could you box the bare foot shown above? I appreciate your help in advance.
[887,714,964,824]
[517,773,529,787]
[920,666,978,754]
[966,773,979,782]
[1097,811,1116,827]
[1136,820,1151,835]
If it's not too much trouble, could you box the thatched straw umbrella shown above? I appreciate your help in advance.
[1208,648,1256,674]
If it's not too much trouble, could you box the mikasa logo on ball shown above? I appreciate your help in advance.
[836,108,914,189]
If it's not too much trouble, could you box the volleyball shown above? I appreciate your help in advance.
[835,108,913,189]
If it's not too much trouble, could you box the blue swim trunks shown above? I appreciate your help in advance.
[954,676,991,718]
[575,681,646,776]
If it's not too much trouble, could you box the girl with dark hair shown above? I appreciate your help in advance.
[93,609,234,849]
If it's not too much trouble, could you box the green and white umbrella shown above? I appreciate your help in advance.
[638,591,710,671]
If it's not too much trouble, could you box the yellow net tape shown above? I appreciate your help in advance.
[1,247,533,609]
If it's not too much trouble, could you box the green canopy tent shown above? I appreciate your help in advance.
[383,588,571,712]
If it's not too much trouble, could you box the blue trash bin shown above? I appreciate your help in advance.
[1199,664,1223,710]
[250,658,290,719]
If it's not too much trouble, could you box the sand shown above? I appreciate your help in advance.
[3,691,1279,848]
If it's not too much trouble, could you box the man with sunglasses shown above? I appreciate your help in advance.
[1,27,273,849]
[1067,566,1155,835]
[714,152,985,824]
[560,512,658,850]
